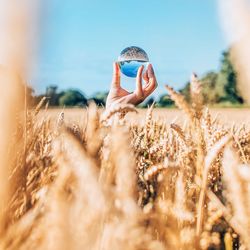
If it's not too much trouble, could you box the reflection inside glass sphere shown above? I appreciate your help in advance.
[118,46,149,78]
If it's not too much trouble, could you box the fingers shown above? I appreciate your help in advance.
[143,67,149,82]
[111,62,120,88]
[147,63,155,78]
[143,64,158,96]
[135,65,144,97]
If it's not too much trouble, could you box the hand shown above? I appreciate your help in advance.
[106,62,158,109]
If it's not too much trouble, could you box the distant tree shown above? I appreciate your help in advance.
[157,94,174,107]
[89,92,108,107]
[179,49,244,105]
[59,89,87,107]
[201,71,218,104]
[139,97,155,108]
[215,50,243,104]
[145,97,155,107]
[179,72,219,104]
[46,85,59,106]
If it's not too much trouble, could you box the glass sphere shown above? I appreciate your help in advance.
[118,46,149,78]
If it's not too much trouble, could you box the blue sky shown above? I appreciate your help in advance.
[30,0,229,98]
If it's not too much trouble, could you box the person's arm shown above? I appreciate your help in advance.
[106,62,158,109]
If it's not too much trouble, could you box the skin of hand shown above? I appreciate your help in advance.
[106,62,158,109]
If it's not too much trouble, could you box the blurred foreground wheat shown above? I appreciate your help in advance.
[0,74,249,250]
[1,1,250,249]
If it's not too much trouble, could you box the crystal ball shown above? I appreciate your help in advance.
[118,46,149,78]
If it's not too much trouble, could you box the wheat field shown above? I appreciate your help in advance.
[0,77,250,250]
[1,0,250,249]
[45,107,250,126]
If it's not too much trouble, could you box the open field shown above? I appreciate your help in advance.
[2,84,250,250]
[44,108,250,126]
[2,1,250,249]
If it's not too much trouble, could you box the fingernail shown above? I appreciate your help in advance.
[149,64,154,72]
[148,64,154,76]
[139,65,144,73]
[114,62,119,71]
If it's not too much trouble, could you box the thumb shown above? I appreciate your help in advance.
[111,62,120,88]
[135,65,144,96]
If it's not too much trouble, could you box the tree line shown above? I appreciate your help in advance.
[28,48,245,108]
